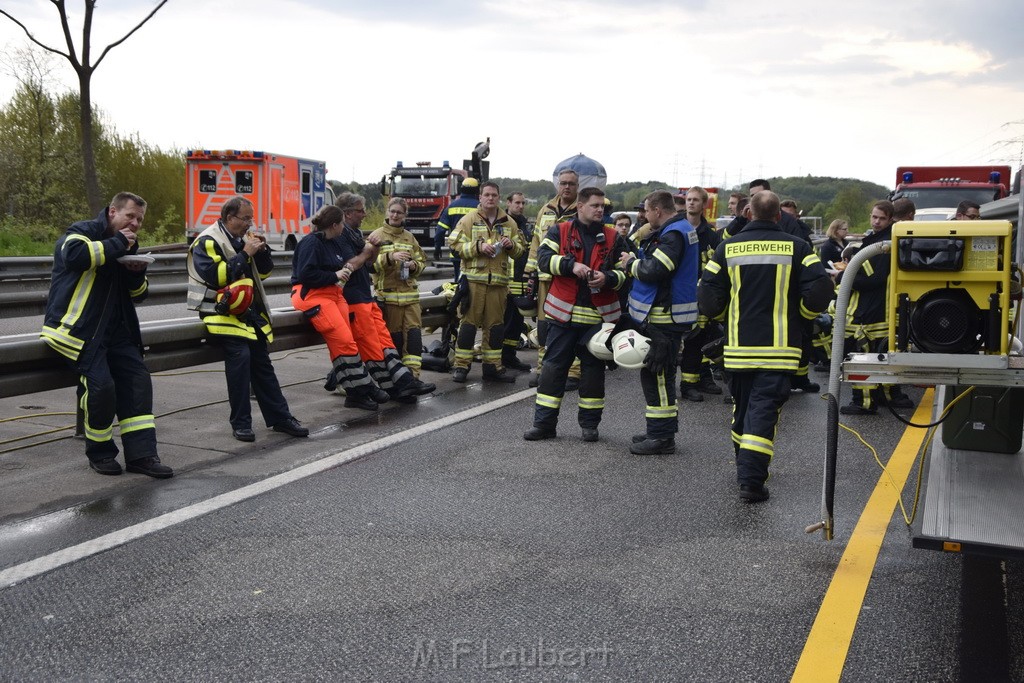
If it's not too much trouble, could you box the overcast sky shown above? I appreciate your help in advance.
[2,0,1023,192]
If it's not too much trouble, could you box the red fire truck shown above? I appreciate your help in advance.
[380,139,491,245]
[891,165,1011,210]
[185,149,332,251]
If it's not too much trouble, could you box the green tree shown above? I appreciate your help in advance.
[827,186,871,230]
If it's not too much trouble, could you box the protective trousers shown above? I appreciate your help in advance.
[219,331,292,431]
[640,327,682,439]
[291,285,374,395]
[729,371,790,487]
[73,332,157,464]
[533,323,605,430]
[848,334,907,409]
[349,301,414,392]
[679,323,713,384]
[454,282,506,371]
[381,300,423,378]
[502,294,526,364]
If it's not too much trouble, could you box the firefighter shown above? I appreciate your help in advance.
[187,195,309,442]
[501,191,533,371]
[334,193,436,402]
[447,181,526,383]
[526,169,580,388]
[41,192,172,478]
[839,200,914,414]
[435,177,480,280]
[370,198,428,380]
[524,187,626,442]
[698,191,834,502]
[290,205,391,411]
[676,187,723,402]
[617,189,701,455]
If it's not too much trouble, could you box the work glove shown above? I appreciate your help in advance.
[644,327,674,376]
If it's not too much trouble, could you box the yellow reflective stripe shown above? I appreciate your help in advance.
[541,237,560,251]
[652,248,675,270]
[64,233,106,269]
[204,316,258,340]
[862,261,874,277]
[84,423,113,442]
[129,280,148,298]
[119,414,155,434]
[802,253,821,268]
[536,393,562,409]
[549,254,566,276]
[578,396,604,410]
[645,404,678,419]
[41,325,85,354]
[739,434,774,457]
[59,269,97,330]
[705,260,721,275]
[773,264,790,347]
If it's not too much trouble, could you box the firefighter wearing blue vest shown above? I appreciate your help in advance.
[187,196,309,442]
[523,187,626,442]
[698,191,833,502]
[41,192,173,478]
[434,177,480,280]
[617,189,700,455]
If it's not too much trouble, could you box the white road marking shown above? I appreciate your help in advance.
[0,388,535,591]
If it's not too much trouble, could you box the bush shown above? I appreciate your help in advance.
[0,216,61,255]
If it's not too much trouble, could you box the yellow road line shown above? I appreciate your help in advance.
[791,388,934,682]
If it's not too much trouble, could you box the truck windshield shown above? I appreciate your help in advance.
[894,187,1001,209]
[392,175,448,197]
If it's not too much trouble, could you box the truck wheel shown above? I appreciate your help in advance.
[285,235,297,251]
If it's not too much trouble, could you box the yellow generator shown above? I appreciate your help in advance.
[888,220,1013,355]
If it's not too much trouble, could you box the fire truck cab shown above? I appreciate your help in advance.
[891,165,1011,211]
[380,161,468,245]
[186,149,332,251]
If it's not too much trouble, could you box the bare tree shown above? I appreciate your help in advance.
[0,1,168,214]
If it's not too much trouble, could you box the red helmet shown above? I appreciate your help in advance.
[217,278,254,316]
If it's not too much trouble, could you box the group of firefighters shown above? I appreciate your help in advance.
[44,170,881,502]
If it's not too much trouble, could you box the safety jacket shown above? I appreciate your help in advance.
[692,215,723,328]
[526,196,577,282]
[290,229,347,299]
[626,214,700,327]
[698,219,833,372]
[187,221,273,342]
[448,208,525,286]
[369,223,426,306]
[436,195,479,237]
[848,224,892,339]
[539,219,625,325]
[41,209,149,362]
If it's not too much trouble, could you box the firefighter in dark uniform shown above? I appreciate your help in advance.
[434,177,480,280]
[501,191,533,371]
[526,169,580,388]
[187,195,309,442]
[41,192,173,478]
[839,199,915,414]
[524,187,626,442]
[676,187,724,402]
[617,190,701,455]
[698,191,833,502]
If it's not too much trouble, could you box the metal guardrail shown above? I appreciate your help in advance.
[0,253,453,318]
[0,293,452,399]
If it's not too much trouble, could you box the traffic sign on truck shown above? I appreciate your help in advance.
[185,149,333,251]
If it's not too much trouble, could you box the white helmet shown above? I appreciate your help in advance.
[611,330,650,370]
[586,323,616,361]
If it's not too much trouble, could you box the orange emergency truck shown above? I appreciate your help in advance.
[185,149,332,251]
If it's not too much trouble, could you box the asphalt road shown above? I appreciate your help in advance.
[0,324,1022,680]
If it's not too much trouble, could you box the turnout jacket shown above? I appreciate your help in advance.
[538,219,625,325]
[436,195,479,238]
[369,223,426,306]
[448,208,525,286]
[526,196,578,281]
[625,213,700,329]
[41,209,149,363]
[698,219,833,372]
[187,221,274,341]
[847,224,892,336]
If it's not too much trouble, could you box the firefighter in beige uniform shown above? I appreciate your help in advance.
[447,181,525,383]
[370,198,427,378]
[525,169,579,388]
